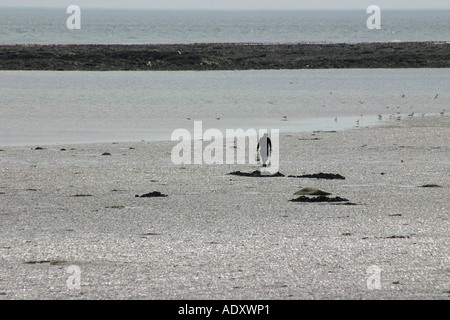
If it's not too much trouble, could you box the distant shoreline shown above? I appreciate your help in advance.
[0,42,449,70]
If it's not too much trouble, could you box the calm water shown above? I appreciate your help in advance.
[0,69,448,146]
[0,8,449,44]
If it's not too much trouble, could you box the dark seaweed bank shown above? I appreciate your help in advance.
[0,42,448,71]
[135,191,168,198]
[289,195,353,203]
[288,173,346,180]
[228,170,285,177]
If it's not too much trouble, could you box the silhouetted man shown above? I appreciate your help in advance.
[257,133,272,167]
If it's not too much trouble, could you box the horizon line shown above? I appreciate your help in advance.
[2,6,450,11]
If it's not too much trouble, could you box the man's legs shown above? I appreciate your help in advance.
[261,154,268,167]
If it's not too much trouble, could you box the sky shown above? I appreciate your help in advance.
[1,0,449,10]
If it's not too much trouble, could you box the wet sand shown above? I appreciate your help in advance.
[1,42,449,71]
[0,114,449,299]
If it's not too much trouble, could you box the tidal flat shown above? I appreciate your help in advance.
[0,115,448,299]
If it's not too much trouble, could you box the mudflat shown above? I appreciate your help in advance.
[0,42,449,71]
[0,115,448,299]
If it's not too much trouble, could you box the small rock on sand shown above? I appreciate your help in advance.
[228,170,285,177]
[290,195,350,203]
[288,173,346,180]
[418,184,442,188]
[136,191,168,198]
[294,187,331,196]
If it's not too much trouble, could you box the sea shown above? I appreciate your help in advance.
[0,8,449,44]
[0,8,449,146]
